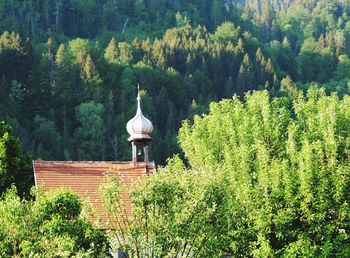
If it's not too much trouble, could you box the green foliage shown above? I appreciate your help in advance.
[75,101,106,160]
[213,21,240,43]
[118,42,134,64]
[0,186,110,257]
[289,77,350,99]
[105,37,119,62]
[0,121,32,196]
[0,31,31,83]
[101,90,350,256]
[100,164,231,257]
[178,89,350,256]
[175,11,190,28]
[280,75,299,99]
[334,54,350,80]
[0,1,349,255]
[33,115,61,160]
[1,1,350,167]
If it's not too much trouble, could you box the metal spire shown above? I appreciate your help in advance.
[137,83,142,115]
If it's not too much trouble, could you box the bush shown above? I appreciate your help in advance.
[0,186,110,257]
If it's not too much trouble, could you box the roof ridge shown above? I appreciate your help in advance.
[33,160,132,164]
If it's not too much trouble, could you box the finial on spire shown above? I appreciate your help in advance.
[137,83,141,113]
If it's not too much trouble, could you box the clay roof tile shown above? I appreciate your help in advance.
[33,160,153,228]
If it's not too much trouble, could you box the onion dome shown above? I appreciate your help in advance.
[126,94,153,142]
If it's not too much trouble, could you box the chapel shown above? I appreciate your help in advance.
[33,92,154,224]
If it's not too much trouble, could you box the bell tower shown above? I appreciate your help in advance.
[126,89,153,164]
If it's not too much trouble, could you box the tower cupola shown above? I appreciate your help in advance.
[126,91,153,164]
[126,94,153,141]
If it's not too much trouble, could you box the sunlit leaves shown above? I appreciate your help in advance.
[107,89,350,256]
[0,187,110,256]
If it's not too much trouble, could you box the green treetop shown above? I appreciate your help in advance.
[0,121,32,196]
[105,37,119,62]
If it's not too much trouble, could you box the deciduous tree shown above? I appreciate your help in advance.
[101,90,350,257]
[0,122,32,196]
[0,187,110,256]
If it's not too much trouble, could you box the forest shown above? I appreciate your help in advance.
[0,0,349,165]
[0,0,349,256]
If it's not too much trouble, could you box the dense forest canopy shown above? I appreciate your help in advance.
[0,0,349,166]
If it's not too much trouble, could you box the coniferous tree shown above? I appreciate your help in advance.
[105,37,119,62]
[74,101,106,160]
[0,0,349,168]
[236,53,253,94]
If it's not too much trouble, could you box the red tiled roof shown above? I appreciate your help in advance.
[33,161,153,228]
